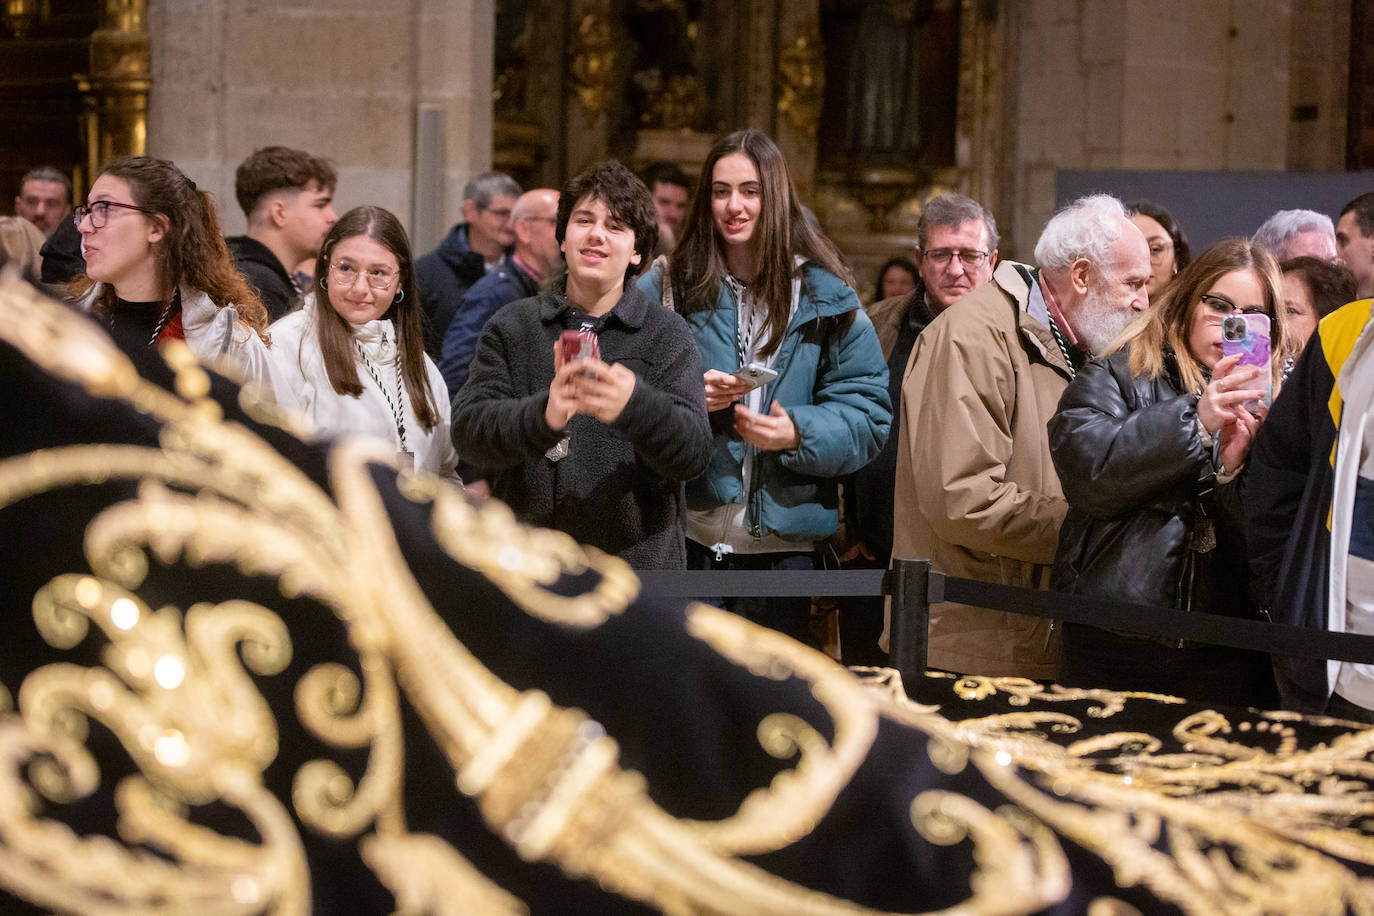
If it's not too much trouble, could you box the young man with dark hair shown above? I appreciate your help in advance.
[452,161,712,569]
[226,146,338,321]
[1337,192,1374,299]
[640,161,690,236]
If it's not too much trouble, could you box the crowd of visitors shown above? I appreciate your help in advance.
[7,134,1373,719]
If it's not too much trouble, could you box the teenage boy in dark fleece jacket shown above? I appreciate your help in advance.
[451,161,712,569]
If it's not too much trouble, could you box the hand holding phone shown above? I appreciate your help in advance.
[703,369,755,412]
[731,361,778,390]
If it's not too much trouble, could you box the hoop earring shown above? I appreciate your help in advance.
[319,277,327,291]
[394,289,405,303]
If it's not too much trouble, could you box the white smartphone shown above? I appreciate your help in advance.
[732,362,778,389]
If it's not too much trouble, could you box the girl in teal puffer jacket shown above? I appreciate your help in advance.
[637,128,891,647]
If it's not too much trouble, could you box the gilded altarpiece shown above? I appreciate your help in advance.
[493,0,1006,296]
[0,0,150,204]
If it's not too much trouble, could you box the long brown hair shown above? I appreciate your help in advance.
[312,206,439,433]
[670,129,852,357]
[1117,237,1287,395]
[70,155,269,338]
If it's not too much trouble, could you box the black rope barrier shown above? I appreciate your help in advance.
[635,559,1374,700]
[635,568,887,597]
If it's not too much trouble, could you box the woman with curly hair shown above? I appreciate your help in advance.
[72,155,286,403]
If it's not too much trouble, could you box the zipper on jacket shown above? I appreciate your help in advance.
[1177,557,1193,649]
[714,497,733,561]
[745,441,763,538]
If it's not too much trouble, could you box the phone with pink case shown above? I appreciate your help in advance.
[557,328,600,365]
[1220,313,1272,411]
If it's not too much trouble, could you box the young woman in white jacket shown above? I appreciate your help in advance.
[269,206,460,481]
[72,155,289,406]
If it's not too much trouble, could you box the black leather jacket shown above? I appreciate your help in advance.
[1048,350,1256,620]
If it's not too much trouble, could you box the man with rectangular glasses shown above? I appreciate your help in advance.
[417,171,522,356]
[837,193,998,666]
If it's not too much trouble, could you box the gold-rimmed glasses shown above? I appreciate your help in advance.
[329,261,399,291]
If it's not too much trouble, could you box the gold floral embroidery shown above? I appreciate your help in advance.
[859,668,1374,911]
[422,474,639,629]
[360,833,528,915]
[1,573,307,913]
[680,603,880,854]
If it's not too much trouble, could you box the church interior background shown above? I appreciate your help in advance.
[1,0,1370,297]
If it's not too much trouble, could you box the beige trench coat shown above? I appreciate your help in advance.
[888,261,1073,680]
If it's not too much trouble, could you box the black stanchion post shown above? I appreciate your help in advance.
[888,558,934,698]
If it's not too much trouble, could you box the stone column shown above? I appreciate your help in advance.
[1004,0,1311,259]
[146,0,493,244]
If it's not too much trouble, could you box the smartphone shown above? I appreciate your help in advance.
[732,362,778,389]
[1221,313,1272,411]
[557,328,600,365]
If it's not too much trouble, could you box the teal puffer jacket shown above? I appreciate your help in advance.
[638,262,891,541]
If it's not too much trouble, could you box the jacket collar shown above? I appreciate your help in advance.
[225,235,292,285]
[538,282,647,330]
[787,262,857,328]
[998,261,1075,380]
[693,261,856,333]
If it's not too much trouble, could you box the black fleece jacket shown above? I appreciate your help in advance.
[451,284,712,569]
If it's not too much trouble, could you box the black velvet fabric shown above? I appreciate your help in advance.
[1,297,1371,914]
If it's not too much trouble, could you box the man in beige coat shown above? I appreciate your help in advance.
[889,194,1152,679]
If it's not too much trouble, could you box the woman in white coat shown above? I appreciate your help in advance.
[270,206,460,481]
[72,155,287,404]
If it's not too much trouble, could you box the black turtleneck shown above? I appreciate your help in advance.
[108,297,165,344]
[104,293,179,354]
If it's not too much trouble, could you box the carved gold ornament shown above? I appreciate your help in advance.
[568,11,616,115]
[777,23,825,134]
[0,274,916,913]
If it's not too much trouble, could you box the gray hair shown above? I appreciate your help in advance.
[1034,194,1129,271]
[20,166,72,198]
[1251,209,1335,260]
[463,171,522,210]
[917,193,999,251]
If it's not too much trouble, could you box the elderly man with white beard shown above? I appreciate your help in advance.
[888,194,1151,680]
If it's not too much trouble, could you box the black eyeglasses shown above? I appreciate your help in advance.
[73,200,156,230]
[922,248,990,268]
[1199,292,1267,318]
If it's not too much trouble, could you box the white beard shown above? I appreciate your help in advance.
[1071,287,1137,356]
